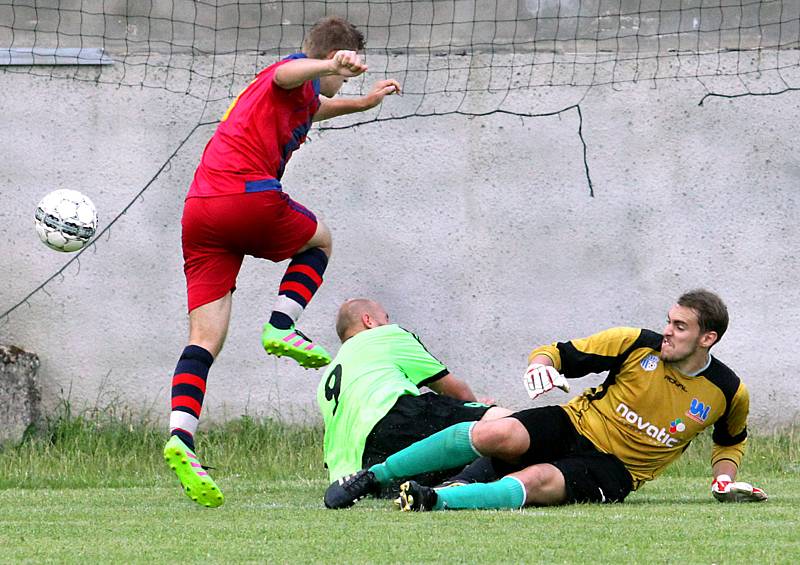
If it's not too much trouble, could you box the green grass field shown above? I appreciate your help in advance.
[1,409,798,563]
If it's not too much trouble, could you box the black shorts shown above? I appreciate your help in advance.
[510,406,633,504]
[363,393,491,495]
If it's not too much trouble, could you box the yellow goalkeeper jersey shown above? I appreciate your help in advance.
[530,327,749,490]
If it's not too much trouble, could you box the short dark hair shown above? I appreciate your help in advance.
[678,289,729,345]
[302,16,365,59]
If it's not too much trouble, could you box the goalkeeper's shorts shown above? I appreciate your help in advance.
[511,405,633,504]
[181,191,317,312]
[362,393,492,497]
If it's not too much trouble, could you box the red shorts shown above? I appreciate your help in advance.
[181,191,317,312]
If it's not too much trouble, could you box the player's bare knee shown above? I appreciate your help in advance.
[472,418,529,458]
[188,295,232,357]
[188,330,226,358]
[527,465,559,490]
[513,464,566,506]
[301,219,332,255]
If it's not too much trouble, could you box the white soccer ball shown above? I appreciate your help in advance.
[34,189,98,252]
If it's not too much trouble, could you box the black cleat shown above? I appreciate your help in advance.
[397,480,438,512]
[324,470,380,509]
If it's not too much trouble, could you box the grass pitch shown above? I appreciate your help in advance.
[0,410,797,564]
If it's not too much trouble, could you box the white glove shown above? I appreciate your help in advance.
[711,474,768,502]
[523,363,570,401]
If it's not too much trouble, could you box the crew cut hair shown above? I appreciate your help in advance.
[678,288,729,345]
[335,298,375,342]
[302,16,365,59]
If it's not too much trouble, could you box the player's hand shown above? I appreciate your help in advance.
[711,474,768,502]
[331,50,368,77]
[362,79,401,109]
[523,363,570,401]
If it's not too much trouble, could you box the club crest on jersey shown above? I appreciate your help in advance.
[640,354,660,371]
[686,398,711,423]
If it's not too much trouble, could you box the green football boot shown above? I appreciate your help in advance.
[163,435,224,508]
[261,323,332,369]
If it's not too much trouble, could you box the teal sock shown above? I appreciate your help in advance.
[434,476,526,510]
[369,422,478,485]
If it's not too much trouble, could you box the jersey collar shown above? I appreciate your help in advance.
[684,353,712,377]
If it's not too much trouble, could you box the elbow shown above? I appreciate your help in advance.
[272,72,295,90]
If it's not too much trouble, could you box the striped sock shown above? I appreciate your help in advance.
[269,247,328,330]
[169,345,214,451]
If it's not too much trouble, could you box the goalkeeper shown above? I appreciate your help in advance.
[164,16,401,508]
[319,298,511,497]
[325,289,768,510]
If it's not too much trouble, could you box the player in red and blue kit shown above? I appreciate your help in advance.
[164,16,401,508]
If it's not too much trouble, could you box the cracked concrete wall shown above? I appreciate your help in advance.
[1,46,799,430]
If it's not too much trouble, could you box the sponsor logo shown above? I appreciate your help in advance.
[615,402,679,447]
[669,418,686,433]
[663,374,688,392]
[686,398,711,423]
[640,354,660,371]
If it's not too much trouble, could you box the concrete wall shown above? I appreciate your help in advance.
[2,11,799,430]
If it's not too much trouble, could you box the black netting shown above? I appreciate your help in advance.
[2,0,798,115]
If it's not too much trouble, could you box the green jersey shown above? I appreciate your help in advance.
[317,324,448,480]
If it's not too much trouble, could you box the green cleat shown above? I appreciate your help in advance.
[163,435,224,508]
[261,323,331,369]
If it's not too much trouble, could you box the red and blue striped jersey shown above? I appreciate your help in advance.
[187,53,321,197]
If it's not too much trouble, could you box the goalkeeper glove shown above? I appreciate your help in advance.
[711,474,768,502]
[523,363,570,401]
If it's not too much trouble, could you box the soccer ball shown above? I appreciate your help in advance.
[34,189,98,252]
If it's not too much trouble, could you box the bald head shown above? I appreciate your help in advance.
[336,298,390,342]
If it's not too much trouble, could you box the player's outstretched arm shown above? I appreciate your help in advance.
[710,460,767,502]
[313,79,401,122]
[274,50,369,90]
[523,355,570,401]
